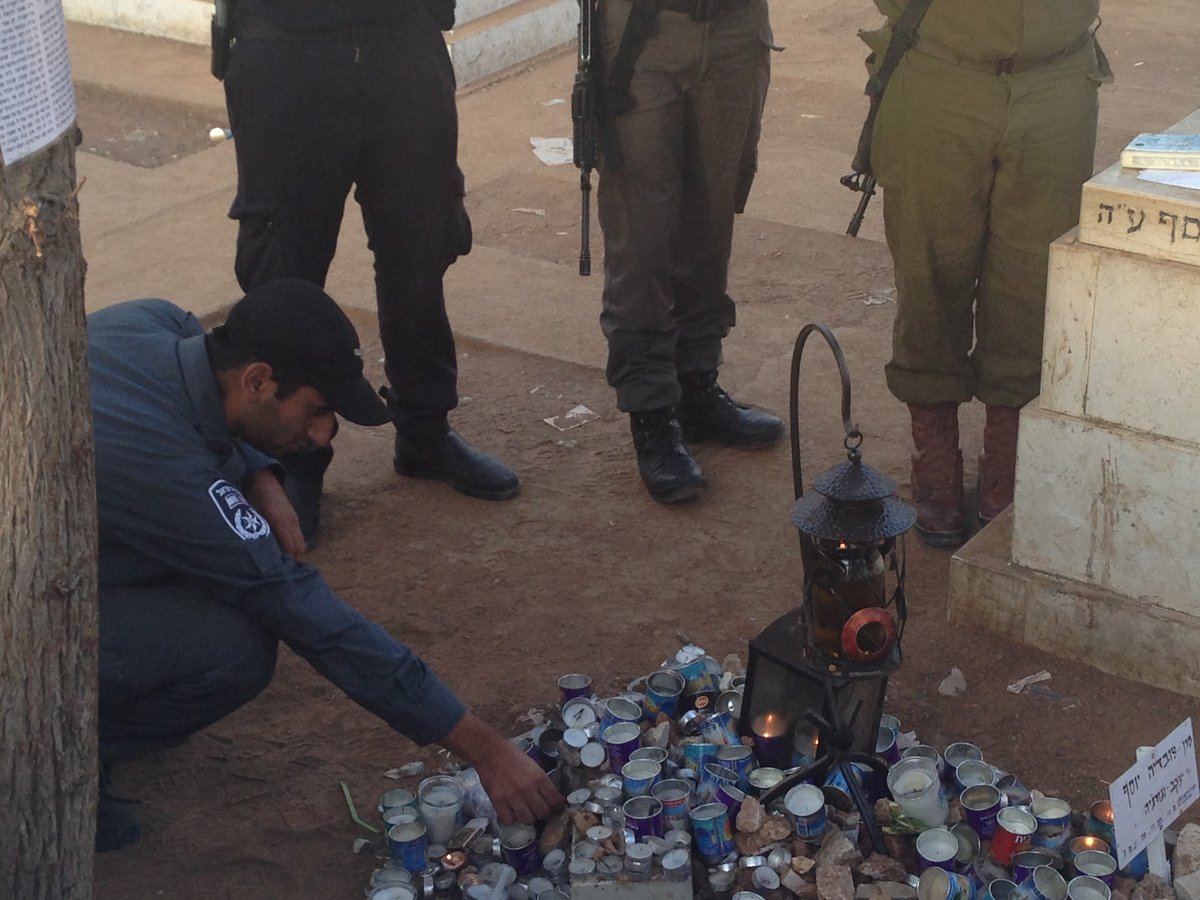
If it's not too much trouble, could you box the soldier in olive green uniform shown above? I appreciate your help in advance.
[864,0,1111,544]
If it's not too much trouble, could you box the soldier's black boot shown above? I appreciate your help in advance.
[394,420,520,501]
[677,371,785,448]
[630,409,705,503]
[95,763,142,853]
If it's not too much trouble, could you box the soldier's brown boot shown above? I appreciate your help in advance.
[977,404,1021,525]
[908,402,966,547]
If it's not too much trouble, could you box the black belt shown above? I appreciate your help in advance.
[656,0,747,22]
[234,14,402,43]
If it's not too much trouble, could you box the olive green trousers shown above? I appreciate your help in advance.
[873,43,1101,407]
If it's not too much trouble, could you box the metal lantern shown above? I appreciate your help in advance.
[740,323,916,846]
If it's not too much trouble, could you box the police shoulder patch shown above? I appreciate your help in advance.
[208,479,272,541]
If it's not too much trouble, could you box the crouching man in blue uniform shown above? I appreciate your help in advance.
[89,278,563,851]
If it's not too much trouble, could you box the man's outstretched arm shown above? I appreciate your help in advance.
[439,711,565,825]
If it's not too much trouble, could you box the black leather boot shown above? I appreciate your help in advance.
[630,409,705,503]
[677,371,785,448]
[96,763,142,853]
[394,426,520,501]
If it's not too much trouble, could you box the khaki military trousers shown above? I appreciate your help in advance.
[597,0,773,413]
[873,43,1101,408]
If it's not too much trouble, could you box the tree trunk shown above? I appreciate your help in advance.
[0,128,97,897]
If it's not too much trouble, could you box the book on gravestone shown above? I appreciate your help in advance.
[1120,133,1200,170]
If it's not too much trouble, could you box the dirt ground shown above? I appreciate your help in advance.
[75,5,1200,898]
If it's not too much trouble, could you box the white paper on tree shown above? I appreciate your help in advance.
[1109,718,1200,866]
[0,0,76,167]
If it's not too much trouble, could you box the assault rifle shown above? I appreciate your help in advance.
[572,0,601,276]
[840,172,877,238]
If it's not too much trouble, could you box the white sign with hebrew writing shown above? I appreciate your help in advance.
[0,0,76,166]
[1109,718,1199,866]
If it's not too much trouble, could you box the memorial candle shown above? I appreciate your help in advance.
[750,712,791,769]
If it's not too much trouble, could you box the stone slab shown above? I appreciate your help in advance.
[1011,404,1200,616]
[1039,234,1200,443]
[948,509,1200,700]
[1078,109,1200,268]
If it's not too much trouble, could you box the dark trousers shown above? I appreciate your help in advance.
[596,0,772,413]
[223,9,467,432]
[99,583,277,762]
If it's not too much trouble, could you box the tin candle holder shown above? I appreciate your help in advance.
[1069,835,1110,862]
[750,711,792,769]
[1085,800,1116,846]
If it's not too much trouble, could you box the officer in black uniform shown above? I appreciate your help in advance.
[220,0,517,544]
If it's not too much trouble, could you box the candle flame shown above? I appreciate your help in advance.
[754,712,785,739]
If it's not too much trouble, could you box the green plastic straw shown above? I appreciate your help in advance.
[340,781,381,834]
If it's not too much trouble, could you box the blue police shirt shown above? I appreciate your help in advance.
[88,299,465,746]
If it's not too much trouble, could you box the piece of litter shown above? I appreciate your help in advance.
[544,404,600,431]
[352,838,373,854]
[799,113,824,119]
[864,287,896,306]
[398,761,426,777]
[384,768,403,780]
[543,98,566,106]
[938,667,967,697]
[530,136,574,166]
[511,207,547,217]
[1006,669,1051,694]
[896,729,919,751]
[557,438,578,448]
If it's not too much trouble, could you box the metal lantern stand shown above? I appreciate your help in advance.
[742,322,917,855]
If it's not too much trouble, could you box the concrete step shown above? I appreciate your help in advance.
[62,0,577,89]
[448,0,576,86]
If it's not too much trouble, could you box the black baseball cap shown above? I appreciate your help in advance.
[218,279,391,426]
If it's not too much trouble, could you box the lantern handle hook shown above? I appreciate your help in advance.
[789,322,859,500]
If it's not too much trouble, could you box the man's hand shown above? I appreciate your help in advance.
[244,468,306,558]
[440,712,564,825]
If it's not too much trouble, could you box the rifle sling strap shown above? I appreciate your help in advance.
[852,0,935,175]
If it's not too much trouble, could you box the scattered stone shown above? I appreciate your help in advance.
[857,852,908,883]
[816,863,856,900]
[829,807,862,829]
[792,839,813,858]
[538,810,570,853]
[397,761,426,777]
[1176,874,1200,900]
[352,838,372,854]
[873,799,895,826]
[737,832,768,857]
[1112,891,1130,900]
[783,869,810,895]
[1132,873,1176,900]
[1116,877,1141,896]
[644,720,672,749]
[760,814,794,843]
[1176,824,1200,877]
[737,796,766,833]
[792,856,816,875]
[814,827,863,869]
